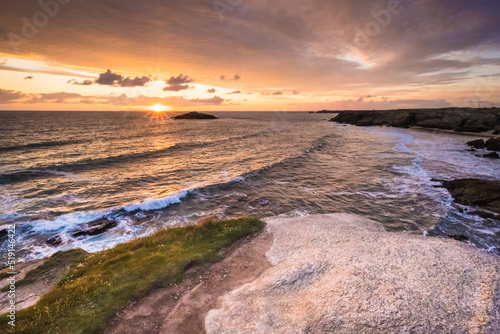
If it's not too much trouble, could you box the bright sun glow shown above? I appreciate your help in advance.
[150,104,169,112]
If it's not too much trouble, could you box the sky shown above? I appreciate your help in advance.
[0,0,499,111]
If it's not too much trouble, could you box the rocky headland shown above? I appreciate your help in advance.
[329,107,500,133]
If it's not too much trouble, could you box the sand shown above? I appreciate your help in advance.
[206,213,500,334]
[105,230,273,334]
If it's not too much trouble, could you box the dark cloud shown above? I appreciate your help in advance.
[166,74,193,85]
[163,84,191,92]
[96,69,123,85]
[1,0,500,106]
[234,73,240,81]
[207,88,216,93]
[119,76,150,87]
[163,74,194,91]
[0,88,24,104]
[293,90,300,95]
[228,90,242,94]
[70,70,150,87]
[24,76,33,80]
[273,91,283,95]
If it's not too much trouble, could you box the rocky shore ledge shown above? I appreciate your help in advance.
[2,215,500,333]
[329,107,500,133]
[207,214,500,333]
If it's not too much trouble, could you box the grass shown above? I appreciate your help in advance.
[1,249,88,292]
[1,217,264,334]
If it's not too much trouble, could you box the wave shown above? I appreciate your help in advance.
[0,129,281,184]
[29,134,334,233]
[0,139,89,152]
[31,189,192,232]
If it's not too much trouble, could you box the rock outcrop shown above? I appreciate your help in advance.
[330,108,500,133]
[486,138,500,151]
[442,179,500,214]
[172,112,218,120]
[467,139,486,149]
[71,218,117,237]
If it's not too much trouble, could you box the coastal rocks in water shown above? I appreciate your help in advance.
[46,235,62,245]
[71,218,118,238]
[172,112,218,120]
[330,108,500,133]
[466,139,485,149]
[442,179,500,214]
[205,214,500,333]
[486,138,500,151]
[483,152,500,159]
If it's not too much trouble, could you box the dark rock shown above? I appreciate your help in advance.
[172,112,218,120]
[455,113,497,133]
[469,211,500,220]
[494,129,500,135]
[71,218,118,237]
[466,139,485,149]
[485,138,500,151]
[330,108,500,133]
[414,110,465,130]
[442,179,500,215]
[46,235,62,245]
[331,110,414,128]
[446,234,469,242]
[0,229,7,239]
[483,152,500,159]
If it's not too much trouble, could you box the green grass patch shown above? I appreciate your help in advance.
[1,217,264,334]
[2,249,88,292]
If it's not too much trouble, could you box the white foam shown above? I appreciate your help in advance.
[31,189,191,232]
[124,190,190,212]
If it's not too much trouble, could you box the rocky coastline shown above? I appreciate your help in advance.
[329,107,500,134]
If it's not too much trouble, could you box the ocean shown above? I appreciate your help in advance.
[1,110,500,260]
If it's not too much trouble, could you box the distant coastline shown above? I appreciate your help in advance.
[324,107,500,134]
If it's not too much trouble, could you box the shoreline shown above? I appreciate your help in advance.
[5,213,500,333]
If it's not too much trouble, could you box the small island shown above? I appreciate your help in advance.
[172,111,218,120]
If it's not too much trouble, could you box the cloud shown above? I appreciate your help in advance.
[1,0,500,108]
[110,94,224,107]
[228,90,242,94]
[67,79,93,85]
[69,70,151,87]
[220,74,241,81]
[163,74,194,91]
[0,88,24,104]
[119,76,150,87]
[24,76,33,80]
[289,98,452,111]
[96,69,123,85]
[293,90,300,95]
[207,88,216,93]
[25,92,83,104]
[163,84,191,92]
[166,74,194,84]
[9,89,226,108]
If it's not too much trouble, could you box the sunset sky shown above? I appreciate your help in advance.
[0,0,499,111]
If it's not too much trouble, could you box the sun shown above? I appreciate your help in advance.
[150,104,169,112]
